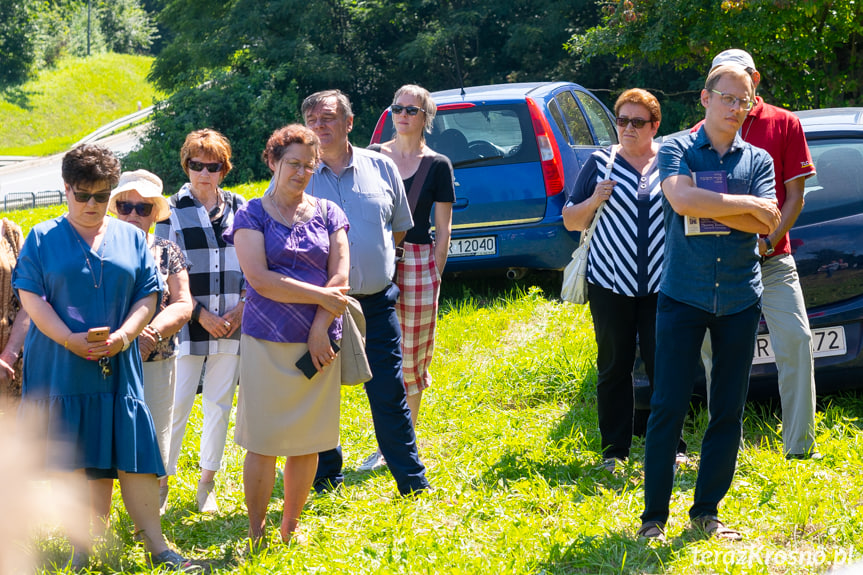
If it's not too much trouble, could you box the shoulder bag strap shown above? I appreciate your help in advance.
[397,155,434,248]
[407,155,433,216]
[580,145,618,247]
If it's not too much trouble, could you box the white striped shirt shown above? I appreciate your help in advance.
[567,147,664,297]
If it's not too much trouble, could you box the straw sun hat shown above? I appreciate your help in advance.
[108,169,171,222]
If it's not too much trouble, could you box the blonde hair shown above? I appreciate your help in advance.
[392,84,436,133]
[705,65,755,100]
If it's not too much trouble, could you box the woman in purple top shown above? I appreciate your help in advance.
[224,124,349,546]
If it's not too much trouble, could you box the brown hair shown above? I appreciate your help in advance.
[392,84,437,133]
[62,144,121,188]
[179,129,233,177]
[614,88,661,124]
[705,64,755,99]
[262,124,321,170]
[301,90,353,120]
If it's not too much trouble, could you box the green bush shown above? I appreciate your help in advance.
[123,65,301,193]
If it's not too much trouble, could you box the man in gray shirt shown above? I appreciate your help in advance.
[303,89,430,495]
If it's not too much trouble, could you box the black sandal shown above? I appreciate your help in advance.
[691,515,742,541]
[636,521,666,542]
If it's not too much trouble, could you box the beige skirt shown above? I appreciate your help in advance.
[235,334,340,457]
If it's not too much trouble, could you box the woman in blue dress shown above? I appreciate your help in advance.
[13,145,198,570]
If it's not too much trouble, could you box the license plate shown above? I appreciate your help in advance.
[752,325,847,365]
[448,236,496,258]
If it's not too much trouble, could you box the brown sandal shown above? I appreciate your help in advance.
[691,515,742,541]
[636,521,666,542]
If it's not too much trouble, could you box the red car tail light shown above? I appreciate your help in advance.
[526,96,565,197]
[370,110,389,144]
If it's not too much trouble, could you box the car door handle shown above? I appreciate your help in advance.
[453,198,469,210]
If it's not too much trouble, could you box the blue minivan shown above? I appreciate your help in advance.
[370,82,618,277]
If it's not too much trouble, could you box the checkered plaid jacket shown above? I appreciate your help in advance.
[155,183,245,356]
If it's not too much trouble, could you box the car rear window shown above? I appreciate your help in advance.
[377,103,539,168]
[797,138,863,226]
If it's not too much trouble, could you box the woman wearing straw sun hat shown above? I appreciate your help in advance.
[107,169,194,514]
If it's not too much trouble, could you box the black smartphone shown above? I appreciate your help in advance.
[295,340,340,379]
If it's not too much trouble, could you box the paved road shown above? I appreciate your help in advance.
[0,126,146,197]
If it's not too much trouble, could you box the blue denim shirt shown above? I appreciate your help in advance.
[658,127,775,316]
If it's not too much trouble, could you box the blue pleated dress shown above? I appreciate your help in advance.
[13,216,164,474]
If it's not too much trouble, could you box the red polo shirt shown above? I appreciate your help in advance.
[692,97,815,256]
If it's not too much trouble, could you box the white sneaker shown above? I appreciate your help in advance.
[357,451,387,472]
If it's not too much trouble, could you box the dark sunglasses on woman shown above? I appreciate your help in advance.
[187,160,224,173]
[615,117,650,129]
[115,201,154,217]
[72,190,111,203]
[391,105,425,116]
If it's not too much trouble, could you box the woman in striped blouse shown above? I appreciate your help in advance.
[563,88,679,473]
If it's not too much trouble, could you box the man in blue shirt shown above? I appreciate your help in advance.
[302,90,431,497]
[637,65,781,542]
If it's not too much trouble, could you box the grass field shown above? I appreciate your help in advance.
[0,53,160,157]
[3,195,863,574]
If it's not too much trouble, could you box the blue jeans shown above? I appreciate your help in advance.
[315,283,430,495]
[641,293,760,525]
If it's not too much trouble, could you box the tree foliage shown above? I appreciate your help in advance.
[0,0,158,88]
[569,0,863,116]
[123,64,301,192]
[0,2,38,87]
[148,0,610,139]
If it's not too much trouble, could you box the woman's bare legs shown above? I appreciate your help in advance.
[116,471,169,555]
[281,454,317,542]
[243,451,277,542]
[89,478,114,538]
[407,390,423,429]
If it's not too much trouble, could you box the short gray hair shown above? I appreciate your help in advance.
[301,90,353,120]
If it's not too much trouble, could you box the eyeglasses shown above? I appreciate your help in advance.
[115,201,154,217]
[710,90,755,111]
[391,105,425,116]
[188,160,224,173]
[282,159,317,174]
[71,188,111,203]
[615,117,651,129]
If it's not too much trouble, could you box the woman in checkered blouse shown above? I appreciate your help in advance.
[154,129,246,513]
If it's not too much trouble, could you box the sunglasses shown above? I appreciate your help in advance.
[71,190,111,203]
[391,105,425,116]
[615,117,651,129]
[188,160,224,173]
[115,201,154,217]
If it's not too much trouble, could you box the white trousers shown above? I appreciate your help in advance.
[166,353,240,475]
[702,253,816,454]
[141,358,177,476]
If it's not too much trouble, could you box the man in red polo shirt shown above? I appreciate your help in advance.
[696,49,817,459]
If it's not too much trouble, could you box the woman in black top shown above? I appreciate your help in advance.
[360,84,455,472]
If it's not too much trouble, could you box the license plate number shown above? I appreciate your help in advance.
[448,236,496,258]
[752,325,846,365]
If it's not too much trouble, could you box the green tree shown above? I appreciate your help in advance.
[149,0,608,139]
[569,0,863,126]
[124,64,301,192]
[0,2,37,86]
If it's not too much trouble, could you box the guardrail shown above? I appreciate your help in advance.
[72,106,154,148]
[0,156,38,167]
[2,190,66,212]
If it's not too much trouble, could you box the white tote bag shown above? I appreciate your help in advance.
[561,145,618,304]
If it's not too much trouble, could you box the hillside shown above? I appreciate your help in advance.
[0,53,161,157]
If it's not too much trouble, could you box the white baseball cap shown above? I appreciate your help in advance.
[710,49,756,72]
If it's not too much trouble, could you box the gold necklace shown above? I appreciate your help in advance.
[74,228,108,289]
